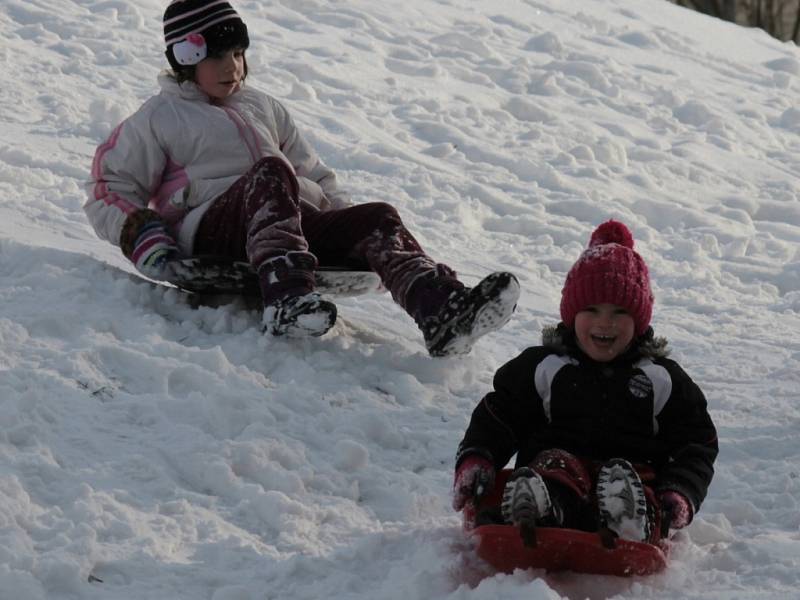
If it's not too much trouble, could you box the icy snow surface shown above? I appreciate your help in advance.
[1,0,799,598]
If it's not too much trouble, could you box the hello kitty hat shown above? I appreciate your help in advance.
[163,0,249,69]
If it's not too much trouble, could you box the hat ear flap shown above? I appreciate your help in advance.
[165,48,196,82]
[165,47,181,71]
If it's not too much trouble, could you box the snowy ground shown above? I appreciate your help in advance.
[1,0,799,598]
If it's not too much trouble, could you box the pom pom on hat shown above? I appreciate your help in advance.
[560,220,653,335]
[589,220,634,249]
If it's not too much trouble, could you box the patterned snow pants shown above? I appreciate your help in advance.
[193,157,459,316]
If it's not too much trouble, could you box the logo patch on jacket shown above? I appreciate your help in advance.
[628,373,653,399]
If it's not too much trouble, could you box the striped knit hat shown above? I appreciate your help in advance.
[560,220,654,336]
[163,0,249,69]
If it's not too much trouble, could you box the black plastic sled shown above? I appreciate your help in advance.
[163,255,383,299]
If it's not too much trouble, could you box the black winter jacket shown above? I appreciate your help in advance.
[456,325,718,512]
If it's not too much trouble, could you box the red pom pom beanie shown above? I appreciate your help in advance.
[560,220,654,336]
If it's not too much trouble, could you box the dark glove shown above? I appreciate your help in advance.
[658,490,693,535]
[122,210,178,280]
[452,455,495,511]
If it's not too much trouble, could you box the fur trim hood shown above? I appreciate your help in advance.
[542,323,670,360]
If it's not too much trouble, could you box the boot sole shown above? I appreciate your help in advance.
[282,306,337,337]
[501,468,553,547]
[429,273,520,357]
[596,459,649,542]
[263,299,338,338]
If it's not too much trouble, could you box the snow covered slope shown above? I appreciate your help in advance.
[0,0,798,598]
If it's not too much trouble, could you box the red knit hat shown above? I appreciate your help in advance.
[560,220,653,335]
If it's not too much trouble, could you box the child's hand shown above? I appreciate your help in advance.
[658,490,693,533]
[452,455,495,511]
[131,220,178,280]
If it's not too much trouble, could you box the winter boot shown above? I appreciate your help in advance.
[420,272,520,357]
[501,467,557,547]
[596,458,650,544]
[262,292,337,338]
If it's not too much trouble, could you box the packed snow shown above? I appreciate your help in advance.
[1,0,799,598]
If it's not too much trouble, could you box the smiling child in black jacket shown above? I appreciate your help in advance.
[453,221,718,544]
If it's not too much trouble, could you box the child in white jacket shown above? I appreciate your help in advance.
[85,0,519,356]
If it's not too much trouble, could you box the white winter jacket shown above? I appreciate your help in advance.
[85,71,350,254]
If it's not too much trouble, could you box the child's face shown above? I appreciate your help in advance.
[195,48,245,101]
[574,303,635,362]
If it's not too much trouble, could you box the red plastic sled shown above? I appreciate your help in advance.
[463,470,668,577]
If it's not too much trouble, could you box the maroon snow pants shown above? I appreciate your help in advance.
[193,157,460,317]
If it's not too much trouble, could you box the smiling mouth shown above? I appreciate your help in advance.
[591,334,616,344]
